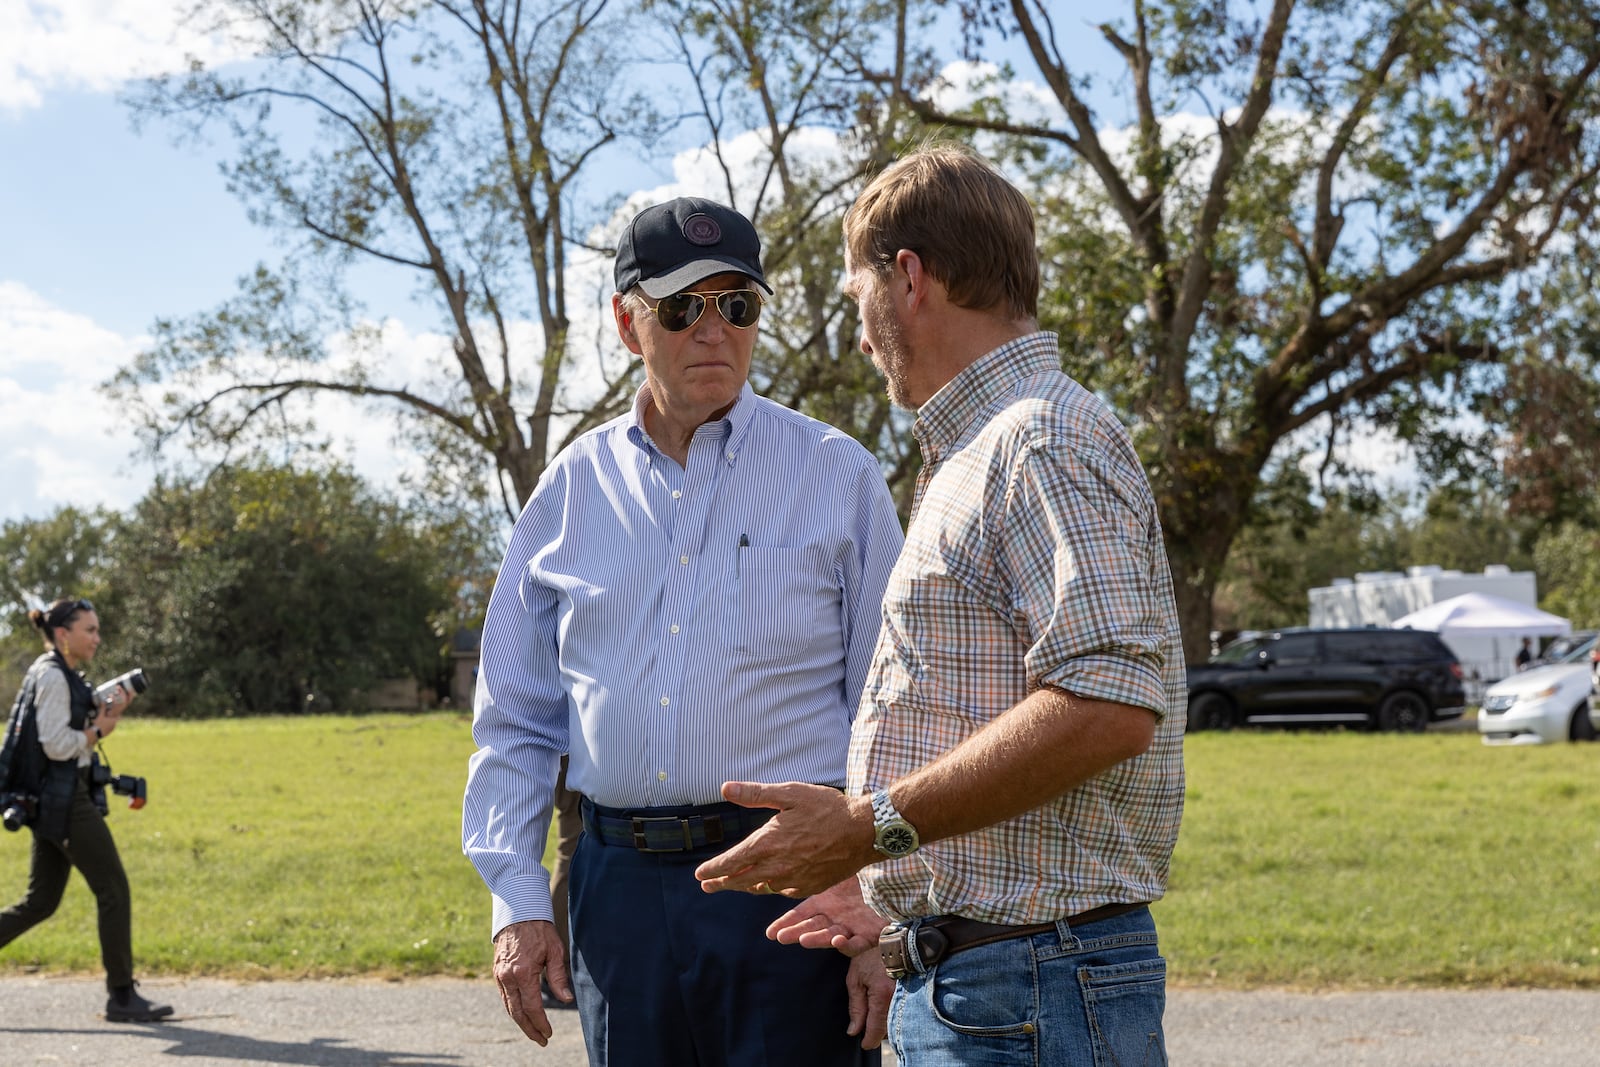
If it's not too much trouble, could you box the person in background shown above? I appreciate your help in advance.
[697,143,1187,1066]
[0,597,173,1023]
[1515,637,1534,670]
[464,196,903,1065]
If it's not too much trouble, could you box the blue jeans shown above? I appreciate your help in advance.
[887,906,1167,1067]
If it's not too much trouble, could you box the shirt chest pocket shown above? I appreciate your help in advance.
[726,546,838,658]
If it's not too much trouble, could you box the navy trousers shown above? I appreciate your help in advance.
[569,806,879,1067]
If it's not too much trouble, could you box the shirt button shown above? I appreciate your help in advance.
[680,555,690,565]
[726,450,735,460]
[672,490,681,499]
[669,624,680,634]
[660,696,670,706]
[657,771,668,781]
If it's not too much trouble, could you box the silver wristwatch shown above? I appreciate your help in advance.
[871,789,920,858]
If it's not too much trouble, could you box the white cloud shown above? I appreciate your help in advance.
[0,283,466,524]
[0,281,152,521]
[928,60,1062,129]
[0,0,251,111]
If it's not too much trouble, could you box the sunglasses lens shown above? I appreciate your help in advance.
[657,293,706,332]
[718,290,762,328]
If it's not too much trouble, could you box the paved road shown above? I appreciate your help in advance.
[4,976,1599,1066]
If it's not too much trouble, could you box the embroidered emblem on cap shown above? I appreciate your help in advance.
[682,213,722,246]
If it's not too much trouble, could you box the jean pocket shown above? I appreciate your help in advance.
[1079,955,1168,1067]
[925,939,1039,1040]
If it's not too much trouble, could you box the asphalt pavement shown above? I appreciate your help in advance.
[3,975,1599,1066]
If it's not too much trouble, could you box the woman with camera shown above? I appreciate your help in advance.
[0,597,172,1022]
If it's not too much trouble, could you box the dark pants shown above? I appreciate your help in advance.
[570,805,878,1067]
[0,774,134,989]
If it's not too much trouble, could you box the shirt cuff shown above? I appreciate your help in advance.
[489,876,556,941]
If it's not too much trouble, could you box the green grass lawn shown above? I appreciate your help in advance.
[1162,729,1600,988]
[2,713,1598,987]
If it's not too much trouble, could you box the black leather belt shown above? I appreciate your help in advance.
[880,902,1149,979]
[581,798,775,853]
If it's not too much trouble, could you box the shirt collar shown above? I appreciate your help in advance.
[913,331,1061,460]
[625,381,757,465]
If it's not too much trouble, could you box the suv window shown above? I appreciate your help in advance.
[1324,631,1389,662]
[1268,633,1319,665]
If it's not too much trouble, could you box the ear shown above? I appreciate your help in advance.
[895,249,931,312]
[613,293,645,355]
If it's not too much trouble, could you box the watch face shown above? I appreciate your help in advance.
[880,825,917,856]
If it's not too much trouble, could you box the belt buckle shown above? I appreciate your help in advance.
[630,815,693,852]
[879,925,914,980]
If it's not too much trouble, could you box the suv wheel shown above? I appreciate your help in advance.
[1377,691,1428,733]
[1568,702,1597,743]
[1188,692,1237,732]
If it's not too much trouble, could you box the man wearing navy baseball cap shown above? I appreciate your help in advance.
[466,196,903,1065]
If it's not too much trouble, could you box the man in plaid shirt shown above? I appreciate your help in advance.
[698,142,1187,1066]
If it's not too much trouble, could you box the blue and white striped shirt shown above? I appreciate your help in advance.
[463,383,903,935]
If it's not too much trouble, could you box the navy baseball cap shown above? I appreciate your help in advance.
[614,197,773,299]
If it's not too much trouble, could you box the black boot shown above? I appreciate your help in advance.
[106,982,174,1022]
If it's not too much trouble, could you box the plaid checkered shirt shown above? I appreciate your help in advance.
[850,332,1187,924]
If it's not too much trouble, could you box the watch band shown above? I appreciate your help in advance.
[872,788,920,857]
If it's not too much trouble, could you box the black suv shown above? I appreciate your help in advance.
[1186,628,1467,732]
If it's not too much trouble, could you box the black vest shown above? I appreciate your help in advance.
[1,651,95,842]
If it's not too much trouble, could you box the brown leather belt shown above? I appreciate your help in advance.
[880,902,1148,980]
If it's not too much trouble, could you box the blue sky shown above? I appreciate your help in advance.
[1,2,679,525]
[0,1,1069,527]
[2,3,277,523]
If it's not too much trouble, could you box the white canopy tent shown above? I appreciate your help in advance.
[1391,592,1571,683]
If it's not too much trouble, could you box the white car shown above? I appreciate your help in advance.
[1479,635,1600,745]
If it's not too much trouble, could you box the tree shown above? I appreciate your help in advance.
[0,509,118,688]
[115,0,666,519]
[115,0,926,518]
[1533,523,1600,625]
[896,0,1600,659]
[1216,478,1538,633]
[106,461,487,715]
[642,0,923,504]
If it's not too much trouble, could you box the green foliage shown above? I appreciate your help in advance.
[0,464,494,716]
[1534,524,1600,626]
[0,507,117,683]
[1217,479,1541,631]
[106,462,480,715]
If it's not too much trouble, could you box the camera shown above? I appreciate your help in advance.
[88,753,147,815]
[1,791,37,832]
[95,667,149,707]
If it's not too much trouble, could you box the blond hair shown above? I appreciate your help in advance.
[844,142,1038,321]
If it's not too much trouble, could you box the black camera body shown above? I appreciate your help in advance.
[0,791,37,832]
[88,753,147,816]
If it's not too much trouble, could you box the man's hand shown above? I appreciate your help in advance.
[694,782,876,898]
[767,877,884,956]
[492,920,571,1045]
[844,949,895,1049]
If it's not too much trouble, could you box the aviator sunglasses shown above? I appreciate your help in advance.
[641,288,765,333]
